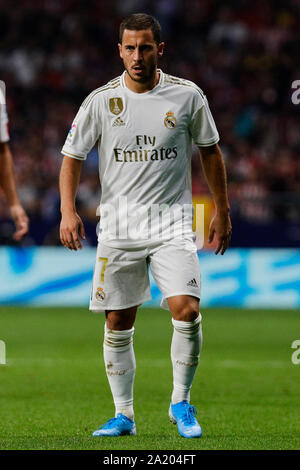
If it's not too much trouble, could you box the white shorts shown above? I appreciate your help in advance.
[89,238,201,313]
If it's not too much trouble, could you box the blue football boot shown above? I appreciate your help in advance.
[92,413,136,437]
[169,400,202,438]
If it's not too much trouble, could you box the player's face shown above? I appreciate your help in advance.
[118,29,164,84]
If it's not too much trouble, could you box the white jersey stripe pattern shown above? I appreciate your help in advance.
[82,78,121,110]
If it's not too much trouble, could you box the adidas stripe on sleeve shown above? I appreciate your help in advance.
[189,91,219,147]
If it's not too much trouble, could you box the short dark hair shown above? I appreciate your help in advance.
[119,13,162,45]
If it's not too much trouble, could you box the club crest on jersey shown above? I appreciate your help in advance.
[96,287,106,301]
[109,97,124,115]
[164,111,177,129]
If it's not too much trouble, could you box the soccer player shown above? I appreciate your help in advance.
[59,13,231,438]
[0,84,29,241]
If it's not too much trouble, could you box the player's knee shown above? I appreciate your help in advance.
[171,298,200,322]
[105,309,136,330]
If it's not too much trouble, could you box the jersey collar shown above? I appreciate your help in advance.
[121,69,164,94]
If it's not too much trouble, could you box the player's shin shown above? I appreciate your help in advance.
[170,314,202,404]
[103,323,136,421]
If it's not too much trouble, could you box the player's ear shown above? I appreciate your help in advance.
[118,43,123,59]
[157,42,165,58]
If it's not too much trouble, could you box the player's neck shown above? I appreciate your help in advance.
[124,69,160,94]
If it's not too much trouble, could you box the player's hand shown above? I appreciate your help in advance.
[10,204,29,241]
[60,211,86,250]
[208,210,232,255]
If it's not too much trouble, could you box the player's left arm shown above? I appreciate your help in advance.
[198,143,232,255]
[0,142,29,240]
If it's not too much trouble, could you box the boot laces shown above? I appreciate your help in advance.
[182,404,197,425]
[99,417,118,429]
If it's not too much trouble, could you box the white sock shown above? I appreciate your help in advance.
[103,323,136,421]
[171,314,202,404]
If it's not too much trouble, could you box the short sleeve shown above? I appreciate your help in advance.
[61,95,101,160]
[189,93,219,147]
[0,104,10,143]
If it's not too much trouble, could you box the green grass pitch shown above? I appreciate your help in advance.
[0,306,299,450]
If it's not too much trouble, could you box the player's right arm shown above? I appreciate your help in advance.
[60,91,102,250]
[59,155,85,250]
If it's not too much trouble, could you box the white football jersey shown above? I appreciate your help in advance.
[62,70,219,247]
[0,102,9,143]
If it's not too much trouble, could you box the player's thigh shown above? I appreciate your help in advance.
[149,238,201,308]
[90,243,151,313]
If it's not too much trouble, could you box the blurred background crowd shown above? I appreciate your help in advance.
[0,0,299,247]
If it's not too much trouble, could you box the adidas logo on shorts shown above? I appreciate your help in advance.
[187,278,198,287]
